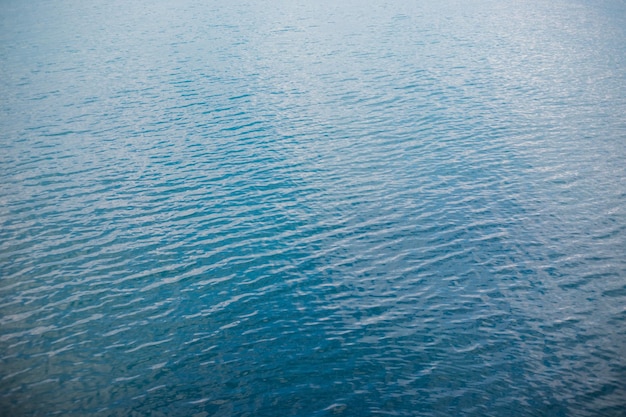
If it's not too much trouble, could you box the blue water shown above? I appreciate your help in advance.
[1,0,626,415]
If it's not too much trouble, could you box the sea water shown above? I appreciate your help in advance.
[1,0,625,415]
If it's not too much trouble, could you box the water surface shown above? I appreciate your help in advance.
[1,0,625,416]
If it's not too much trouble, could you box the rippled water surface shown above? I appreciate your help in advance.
[2,0,626,416]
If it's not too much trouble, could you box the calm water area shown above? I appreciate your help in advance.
[1,0,626,415]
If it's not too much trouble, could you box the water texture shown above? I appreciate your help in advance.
[1,0,625,416]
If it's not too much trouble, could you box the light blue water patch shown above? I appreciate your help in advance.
[1,0,625,416]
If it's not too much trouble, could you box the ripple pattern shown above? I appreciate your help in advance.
[1,0,626,416]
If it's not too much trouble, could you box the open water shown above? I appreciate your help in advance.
[1,0,626,416]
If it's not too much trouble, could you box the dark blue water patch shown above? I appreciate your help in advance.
[1,0,626,416]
